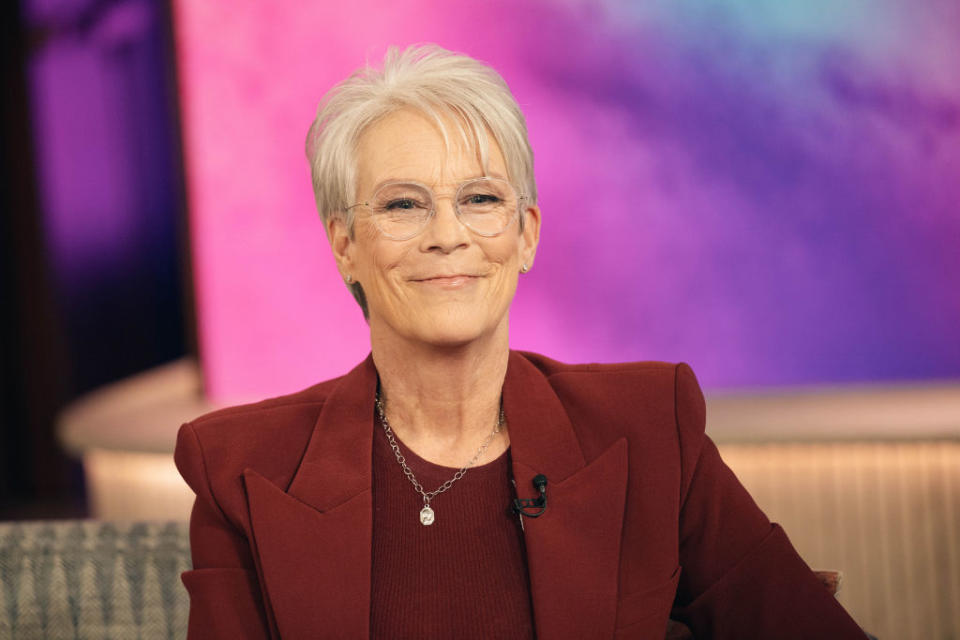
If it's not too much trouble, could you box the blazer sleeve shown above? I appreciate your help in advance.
[175,422,275,640]
[671,363,868,639]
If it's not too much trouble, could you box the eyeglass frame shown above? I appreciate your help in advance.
[344,176,529,241]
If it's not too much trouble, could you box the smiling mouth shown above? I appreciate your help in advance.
[412,275,480,287]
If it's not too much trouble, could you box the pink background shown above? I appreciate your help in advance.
[171,0,960,402]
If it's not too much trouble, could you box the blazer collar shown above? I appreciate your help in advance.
[285,353,378,512]
[502,350,588,483]
[503,353,629,639]
[285,350,592,511]
[245,351,628,639]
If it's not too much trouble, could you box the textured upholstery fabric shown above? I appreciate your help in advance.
[0,520,190,639]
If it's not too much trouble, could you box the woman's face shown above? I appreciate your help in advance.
[328,108,540,349]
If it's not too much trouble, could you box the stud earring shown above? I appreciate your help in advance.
[344,274,354,284]
[520,263,529,273]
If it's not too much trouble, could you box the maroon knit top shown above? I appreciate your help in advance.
[370,413,536,639]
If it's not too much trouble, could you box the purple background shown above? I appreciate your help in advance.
[24,0,959,403]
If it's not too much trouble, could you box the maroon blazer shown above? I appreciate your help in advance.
[175,351,866,639]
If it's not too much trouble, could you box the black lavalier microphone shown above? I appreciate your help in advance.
[512,474,548,518]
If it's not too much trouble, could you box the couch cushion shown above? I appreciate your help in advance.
[0,520,190,639]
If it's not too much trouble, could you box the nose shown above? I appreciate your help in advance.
[419,195,470,253]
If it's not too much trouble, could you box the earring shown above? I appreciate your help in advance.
[344,274,354,284]
[520,263,529,273]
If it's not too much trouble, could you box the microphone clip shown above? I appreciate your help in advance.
[512,474,548,519]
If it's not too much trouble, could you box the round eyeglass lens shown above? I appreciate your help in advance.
[370,182,433,240]
[456,178,519,236]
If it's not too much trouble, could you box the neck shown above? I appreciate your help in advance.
[369,321,510,467]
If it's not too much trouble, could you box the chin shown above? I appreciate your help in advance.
[407,307,503,348]
[415,322,490,349]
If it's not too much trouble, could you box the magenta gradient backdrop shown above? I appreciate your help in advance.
[171,0,960,402]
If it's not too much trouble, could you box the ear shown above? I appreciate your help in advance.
[519,204,541,272]
[327,215,355,281]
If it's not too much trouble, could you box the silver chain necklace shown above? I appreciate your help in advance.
[375,390,504,526]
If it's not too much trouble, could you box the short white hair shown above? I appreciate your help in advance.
[305,44,537,230]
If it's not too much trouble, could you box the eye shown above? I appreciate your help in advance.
[372,183,431,214]
[464,193,502,205]
[385,198,419,211]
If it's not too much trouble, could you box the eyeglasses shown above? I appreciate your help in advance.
[346,177,526,241]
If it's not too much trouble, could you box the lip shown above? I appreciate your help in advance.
[411,274,480,288]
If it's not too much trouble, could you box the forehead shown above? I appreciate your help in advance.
[354,108,507,192]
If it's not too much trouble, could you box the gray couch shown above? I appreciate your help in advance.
[0,520,877,640]
[0,520,190,640]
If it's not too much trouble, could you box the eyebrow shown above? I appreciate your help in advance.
[370,173,509,192]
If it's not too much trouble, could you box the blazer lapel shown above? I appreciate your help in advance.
[505,352,629,640]
[244,355,378,640]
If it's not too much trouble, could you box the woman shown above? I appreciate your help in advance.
[175,45,867,639]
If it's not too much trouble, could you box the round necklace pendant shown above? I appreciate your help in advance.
[419,505,435,526]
